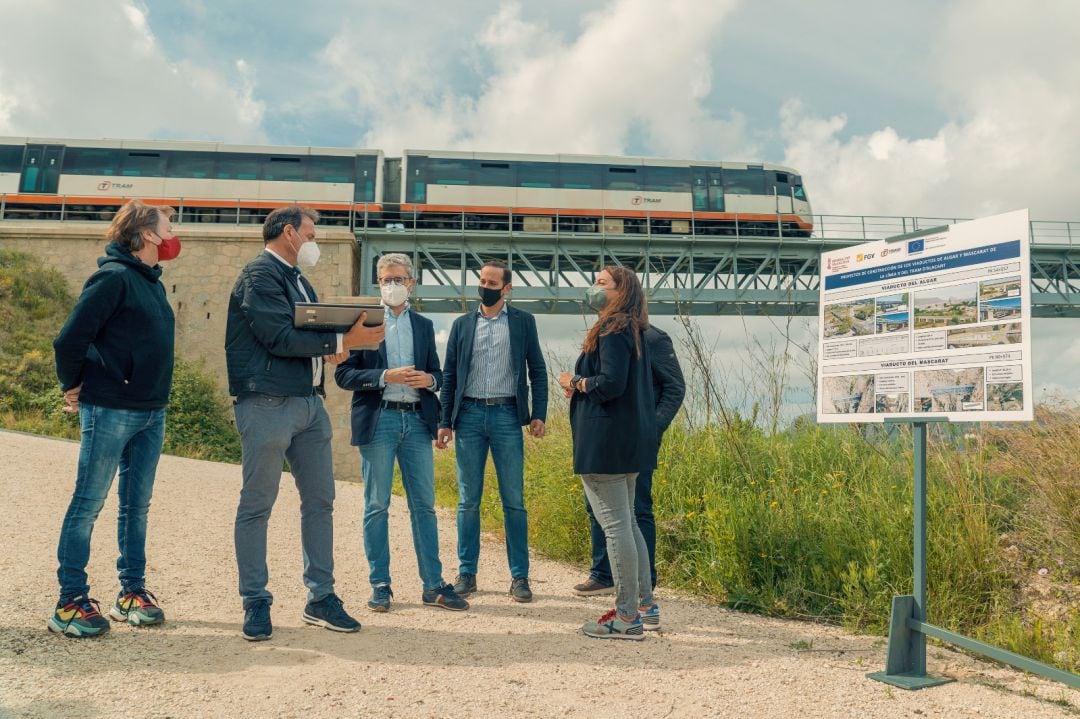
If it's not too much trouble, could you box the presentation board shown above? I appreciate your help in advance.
[816,209,1032,423]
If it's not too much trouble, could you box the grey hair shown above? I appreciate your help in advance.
[377,252,414,278]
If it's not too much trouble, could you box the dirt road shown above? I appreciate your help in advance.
[1,430,1076,718]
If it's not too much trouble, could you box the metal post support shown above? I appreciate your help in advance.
[869,418,953,689]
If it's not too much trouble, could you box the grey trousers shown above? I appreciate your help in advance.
[234,392,336,609]
[581,472,654,619]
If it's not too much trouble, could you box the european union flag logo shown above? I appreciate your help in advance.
[908,239,925,254]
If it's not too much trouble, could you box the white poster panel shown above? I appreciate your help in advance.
[817,209,1032,423]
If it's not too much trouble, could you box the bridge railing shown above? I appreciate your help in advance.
[0,193,1076,246]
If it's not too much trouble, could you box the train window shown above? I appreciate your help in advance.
[559,163,602,189]
[122,151,166,177]
[604,166,640,191]
[167,151,215,179]
[722,168,766,195]
[772,171,791,196]
[429,158,470,185]
[308,156,354,183]
[517,161,558,188]
[63,147,122,176]
[644,166,691,193]
[0,145,23,172]
[792,175,807,200]
[263,156,306,182]
[214,153,260,180]
[475,161,512,187]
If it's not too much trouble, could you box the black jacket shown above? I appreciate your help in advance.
[569,326,657,474]
[53,242,175,410]
[645,325,686,435]
[439,304,548,429]
[225,251,339,397]
[334,308,442,445]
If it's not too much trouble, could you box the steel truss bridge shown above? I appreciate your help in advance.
[356,213,1080,318]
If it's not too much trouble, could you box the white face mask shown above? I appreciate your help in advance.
[380,282,410,307]
[296,240,321,268]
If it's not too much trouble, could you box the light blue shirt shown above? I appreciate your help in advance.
[379,303,439,403]
[462,303,514,398]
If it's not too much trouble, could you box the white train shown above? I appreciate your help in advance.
[0,138,811,236]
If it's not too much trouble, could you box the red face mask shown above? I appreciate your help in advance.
[153,233,182,261]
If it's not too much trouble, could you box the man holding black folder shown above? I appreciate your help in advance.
[225,205,385,641]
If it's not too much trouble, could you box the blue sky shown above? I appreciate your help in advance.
[1,0,1078,411]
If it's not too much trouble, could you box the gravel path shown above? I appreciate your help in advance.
[1,430,1077,718]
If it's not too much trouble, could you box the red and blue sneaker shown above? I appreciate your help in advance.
[48,595,110,638]
[109,588,165,626]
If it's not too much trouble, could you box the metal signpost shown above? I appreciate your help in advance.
[817,212,1080,690]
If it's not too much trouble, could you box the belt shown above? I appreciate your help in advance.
[464,396,516,406]
[381,400,421,411]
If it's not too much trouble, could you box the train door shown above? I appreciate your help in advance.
[19,144,64,193]
[773,171,794,214]
[708,169,724,211]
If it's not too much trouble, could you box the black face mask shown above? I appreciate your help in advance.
[478,285,504,308]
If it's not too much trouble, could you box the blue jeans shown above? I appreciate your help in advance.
[234,393,336,609]
[581,473,654,619]
[360,408,444,590]
[56,403,166,600]
[587,467,656,587]
[454,401,528,578]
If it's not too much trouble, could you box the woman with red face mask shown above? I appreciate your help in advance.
[48,199,180,637]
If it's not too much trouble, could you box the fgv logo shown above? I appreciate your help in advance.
[908,239,925,254]
[856,252,876,262]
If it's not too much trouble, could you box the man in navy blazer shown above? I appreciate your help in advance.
[335,252,468,614]
[437,260,548,602]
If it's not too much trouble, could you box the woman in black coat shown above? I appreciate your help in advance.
[559,266,656,640]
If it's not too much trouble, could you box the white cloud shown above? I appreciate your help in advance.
[322,0,748,157]
[779,0,1080,220]
[0,0,264,142]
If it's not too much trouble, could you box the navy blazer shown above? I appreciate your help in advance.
[334,308,443,446]
[440,304,548,428]
[569,326,657,475]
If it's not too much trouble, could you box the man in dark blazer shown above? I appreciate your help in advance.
[226,205,384,641]
[436,260,547,603]
[335,252,468,614]
[573,323,685,596]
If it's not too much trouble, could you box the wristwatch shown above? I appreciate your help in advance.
[571,374,584,392]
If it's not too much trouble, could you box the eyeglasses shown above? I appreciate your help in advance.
[378,277,409,286]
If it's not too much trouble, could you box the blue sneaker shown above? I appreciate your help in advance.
[367,584,393,613]
[243,600,272,641]
[48,596,110,638]
[422,583,469,611]
[303,593,360,632]
[639,603,660,631]
[582,608,644,640]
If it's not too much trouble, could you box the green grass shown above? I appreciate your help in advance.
[433,407,1080,674]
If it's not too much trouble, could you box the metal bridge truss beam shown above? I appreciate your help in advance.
[357,230,1080,318]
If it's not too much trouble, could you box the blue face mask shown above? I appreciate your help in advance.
[585,285,608,312]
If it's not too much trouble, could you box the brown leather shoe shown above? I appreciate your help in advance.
[573,577,615,597]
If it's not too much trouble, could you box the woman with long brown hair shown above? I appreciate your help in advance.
[559,265,657,639]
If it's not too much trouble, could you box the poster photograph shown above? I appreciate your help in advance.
[816,209,1033,423]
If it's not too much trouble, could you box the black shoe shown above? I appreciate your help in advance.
[367,584,393,613]
[422,583,469,611]
[510,577,533,603]
[453,572,477,597]
[243,600,272,641]
[303,593,361,632]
